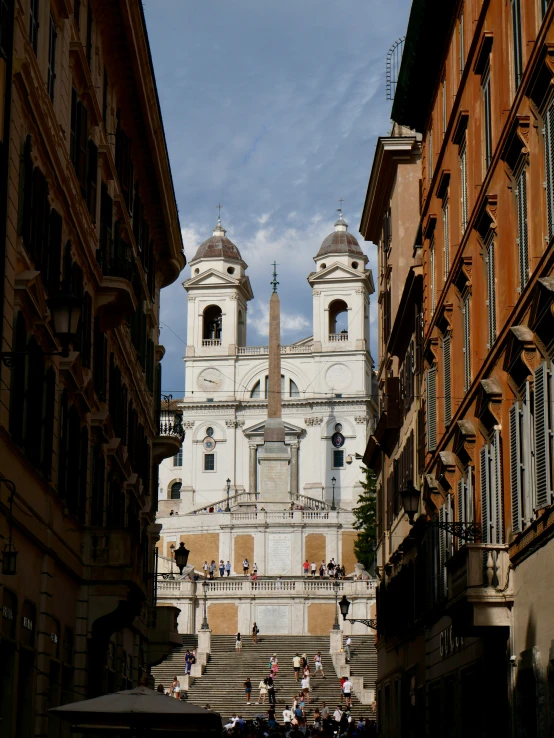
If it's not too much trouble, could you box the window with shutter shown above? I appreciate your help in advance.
[491,429,504,543]
[482,62,492,171]
[460,138,468,233]
[429,234,436,314]
[428,128,434,179]
[545,104,554,240]
[443,332,452,426]
[442,197,450,279]
[457,478,465,523]
[466,467,474,521]
[442,78,447,134]
[509,403,523,534]
[462,293,471,391]
[426,366,437,452]
[485,233,496,348]
[87,140,98,221]
[533,362,553,508]
[86,4,93,69]
[515,167,529,291]
[522,382,534,524]
[438,505,447,600]
[480,445,491,543]
[458,11,465,79]
[29,0,39,54]
[45,209,62,293]
[47,15,56,100]
[511,0,523,89]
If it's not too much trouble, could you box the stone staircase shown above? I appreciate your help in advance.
[152,635,376,722]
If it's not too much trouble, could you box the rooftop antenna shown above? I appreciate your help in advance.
[216,202,223,226]
[337,196,345,218]
[386,37,405,101]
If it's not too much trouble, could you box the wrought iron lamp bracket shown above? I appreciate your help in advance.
[428,520,481,541]
[344,618,378,630]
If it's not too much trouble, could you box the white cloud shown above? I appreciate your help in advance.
[248,300,310,339]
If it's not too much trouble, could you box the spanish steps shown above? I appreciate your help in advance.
[152,634,377,722]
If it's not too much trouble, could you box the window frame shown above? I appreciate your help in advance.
[332,449,345,469]
[29,0,39,54]
[484,231,497,349]
[462,291,471,391]
[203,453,216,472]
[515,163,529,291]
[482,61,492,172]
[47,14,57,101]
[442,195,450,280]
[511,0,523,91]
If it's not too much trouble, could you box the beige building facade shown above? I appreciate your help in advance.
[0,1,184,736]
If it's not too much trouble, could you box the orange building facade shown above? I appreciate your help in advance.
[364,0,554,736]
[0,1,185,736]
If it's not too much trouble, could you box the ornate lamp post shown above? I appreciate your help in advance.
[200,580,210,630]
[226,478,231,513]
[1,292,81,366]
[339,595,378,630]
[331,476,337,511]
[399,481,480,541]
[333,579,341,630]
[0,478,18,575]
[174,542,190,574]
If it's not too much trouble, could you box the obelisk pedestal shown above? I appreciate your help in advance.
[257,282,290,509]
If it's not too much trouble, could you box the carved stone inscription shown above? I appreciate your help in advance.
[267,533,292,575]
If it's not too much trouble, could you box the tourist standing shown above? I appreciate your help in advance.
[319,561,326,578]
[235,632,242,652]
[320,702,329,721]
[310,561,316,577]
[328,559,335,577]
[209,560,216,579]
[251,622,259,644]
[243,558,249,575]
[219,560,225,577]
[301,673,310,703]
[292,652,301,681]
[333,705,343,726]
[314,651,326,678]
[243,677,252,705]
[303,559,309,576]
[270,653,279,677]
[345,635,352,662]
[257,678,267,705]
[170,676,180,699]
[253,562,258,576]
[225,560,231,576]
[283,706,292,725]
[343,677,353,707]
[202,561,209,578]
[184,650,192,675]
[266,673,276,705]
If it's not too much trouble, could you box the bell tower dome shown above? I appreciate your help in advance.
[184,216,253,357]
[308,213,374,352]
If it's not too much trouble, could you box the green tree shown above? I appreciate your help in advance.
[353,465,377,572]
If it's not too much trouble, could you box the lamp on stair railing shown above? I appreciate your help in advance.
[226,478,231,513]
[332,579,341,630]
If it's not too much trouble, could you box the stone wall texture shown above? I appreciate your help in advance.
[233,534,255,574]
[181,532,220,572]
[307,603,335,635]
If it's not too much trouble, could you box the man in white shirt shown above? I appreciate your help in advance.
[342,678,353,707]
[314,652,326,678]
[223,714,237,732]
[202,561,209,578]
[301,675,310,703]
[345,635,352,662]
[333,706,343,724]
[310,561,316,577]
[282,706,292,724]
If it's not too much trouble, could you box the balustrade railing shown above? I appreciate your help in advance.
[156,578,377,596]
[446,543,511,600]
[329,332,349,342]
[202,339,221,347]
[159,419,184,438]
[237,344,312,356]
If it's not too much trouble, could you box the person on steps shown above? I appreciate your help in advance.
[243,677,252,705]
[257,677,267,705]
[251,622,259,644]
[314,651,326,678]
[292,652,301,681]
[266,673,276,705]
[235,632,242,652]
[225,560,231,576]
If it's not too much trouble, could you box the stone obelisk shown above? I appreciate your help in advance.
[257,264,290,507]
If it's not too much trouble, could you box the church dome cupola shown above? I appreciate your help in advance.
[316,212,364,259]
[190,215,243,264]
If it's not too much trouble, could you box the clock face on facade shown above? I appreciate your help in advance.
[325,363,352,390]
[197,368,223,391]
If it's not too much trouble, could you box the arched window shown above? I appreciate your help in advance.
[203,305,222,342]
[290,379,300,398]
[329,300,348,339]
[251,380,261,398]
[170,482,182,500]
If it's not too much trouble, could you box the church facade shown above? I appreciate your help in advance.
[156,213,378,634]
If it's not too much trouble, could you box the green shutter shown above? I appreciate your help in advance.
[509,403,523,534]
[534,362,552,508]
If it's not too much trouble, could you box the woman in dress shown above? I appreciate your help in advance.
[235,632,242,652]
[270,653,279,677]
[257,677,268,705]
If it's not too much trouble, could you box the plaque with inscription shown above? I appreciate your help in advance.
[256,605,289,634]
[267,533,292,575]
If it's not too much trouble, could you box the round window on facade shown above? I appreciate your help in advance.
[227,266,235,274]
[334,423,343,432]
[206,427,214,437]
[352,261,359,269]
[320,263,327,270]
[194,268,200,275]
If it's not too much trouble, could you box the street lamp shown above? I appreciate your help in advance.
[226,478,231,512]
[333,579,341,630]
[200,580,210,630]
[168,544,176,580]
[174,541,190,575]
[339,594,378,630]
[331,477,337,511]
[0,478,17,576]
[1,293,82,366]
[399,480,481,541]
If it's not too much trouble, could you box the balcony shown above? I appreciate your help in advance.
[202,339,221,347]
[147,605,182,667]
[152,419,184,463]
[329,332,349,342]
[95,248,137,329]
[445,544,513,635]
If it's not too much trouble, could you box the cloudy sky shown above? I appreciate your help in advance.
[143,0,412,394]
